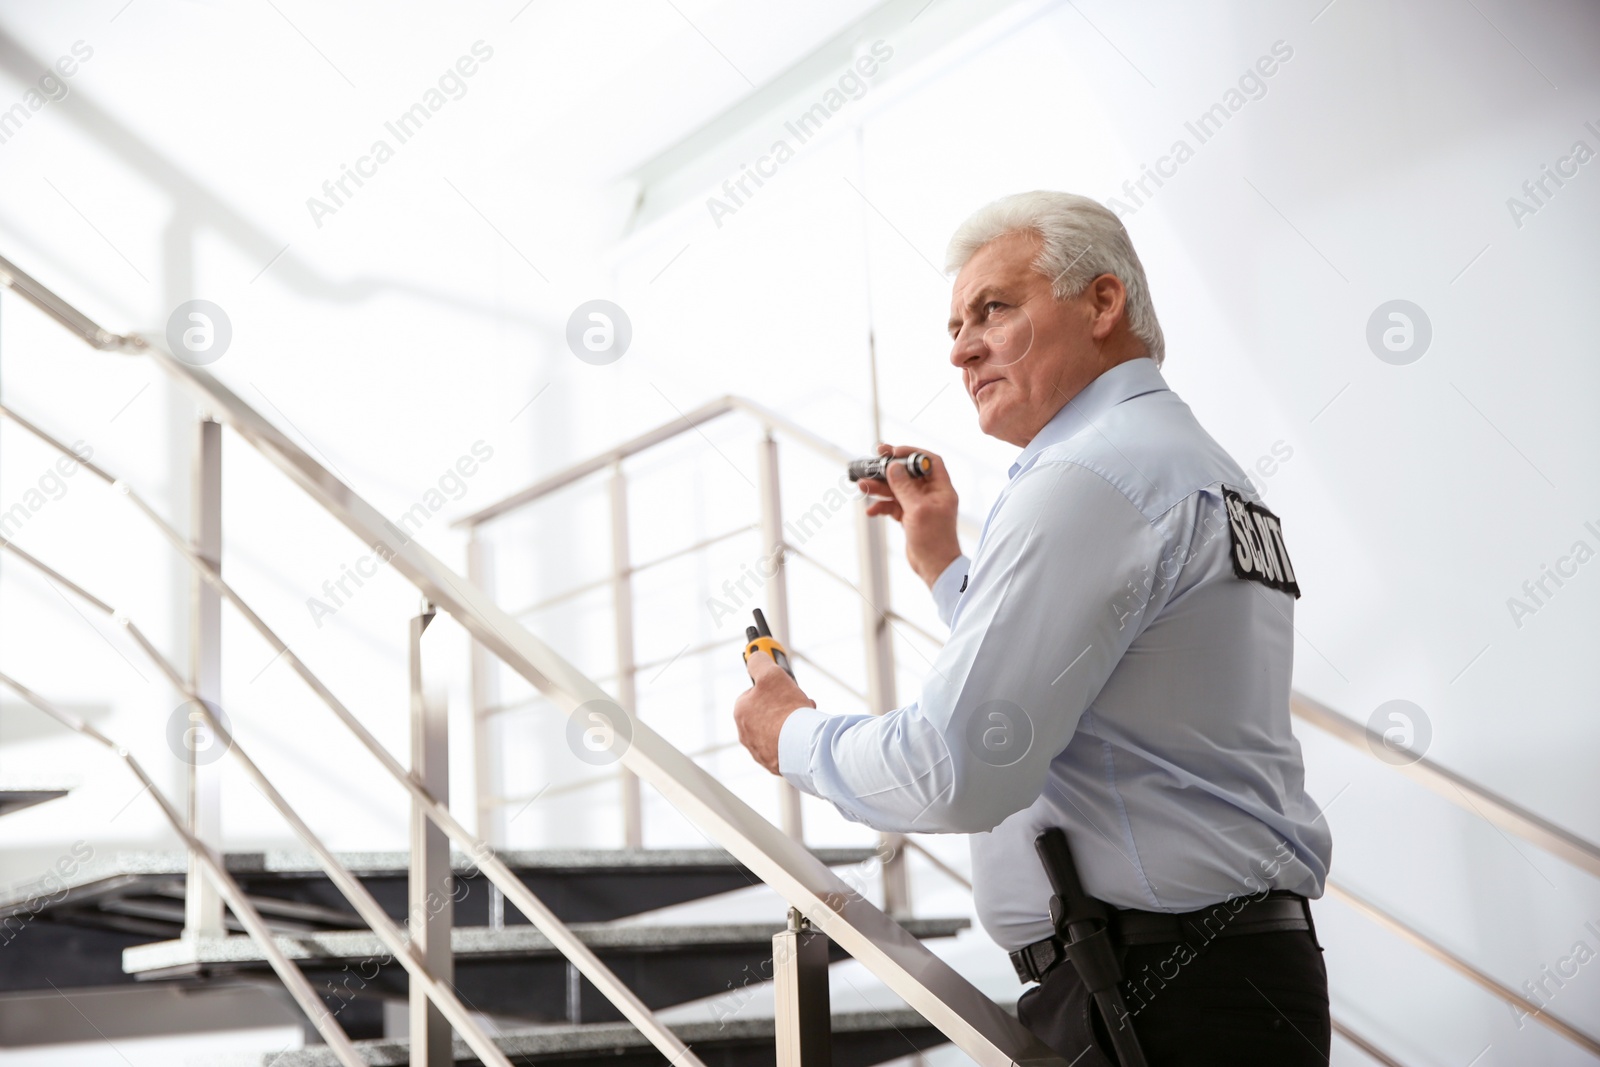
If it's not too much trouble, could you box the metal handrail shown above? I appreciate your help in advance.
[454,397,847,529]
[492,738,745,806]
[786,649,869,705]
[1327,881,1600,1056]
[0,400,705,1067]
[0,257,133,350]
[0,256,1065,1066]
[456,392,986,541]
[506,523,761,618]
[0,672,367,1067]
[474,633,727,724]
[0,539,528,1067]
[1290,693,1600,880]
[1331,1022,1406,1067]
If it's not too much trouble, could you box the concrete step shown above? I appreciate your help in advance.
[0,847,879,994]
[122,918,971,1024]
[212,1007,957,1067]
[0,787,70,818]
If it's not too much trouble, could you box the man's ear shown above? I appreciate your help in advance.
[1087,274,1128,342]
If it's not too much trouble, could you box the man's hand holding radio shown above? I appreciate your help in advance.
[734,650,815,775]
[856,443,962,589]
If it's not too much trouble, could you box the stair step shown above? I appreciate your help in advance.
[3,846,879,931]
[123,918,971,1024]
[0,787,70,817]
[218,1007,957,1067]
[0,848,881,996]
[125,918,972,971]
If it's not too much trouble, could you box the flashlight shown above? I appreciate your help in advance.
[847,452,932,483]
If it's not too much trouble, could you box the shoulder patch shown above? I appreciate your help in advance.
[1222,487,1300,598]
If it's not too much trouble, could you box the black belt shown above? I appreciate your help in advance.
[1010,890,1312,985]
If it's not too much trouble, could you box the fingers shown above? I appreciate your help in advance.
[878,442,942,462]
[875,443,945,473]
[745,647,775,682]
[884,449,944,489]
[855,475,891,497]
[864,500,903,521]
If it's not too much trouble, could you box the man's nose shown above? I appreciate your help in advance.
[949,326,986,368]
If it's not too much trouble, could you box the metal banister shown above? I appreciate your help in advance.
[1326,880,1600,1056]
[454,392,985,540]
[1289,693,1600,880]
[143,347,1058,1067]
[0,261,1067,1067]
[452,395,849,529]
[0,671,369,1067]
[0,399,707,1067]
[0,255,134,351]
[0,540,533,1067]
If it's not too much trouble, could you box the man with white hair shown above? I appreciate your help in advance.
[735,191,1332,1064]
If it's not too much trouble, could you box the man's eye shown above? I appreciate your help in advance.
[985,301,1005,314]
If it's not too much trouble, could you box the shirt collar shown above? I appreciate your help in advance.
[1008,357,1170,479]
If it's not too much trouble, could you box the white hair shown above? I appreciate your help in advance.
[945,191,1165,365]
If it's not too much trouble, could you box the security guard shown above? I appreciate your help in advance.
[733,191,1333,1065]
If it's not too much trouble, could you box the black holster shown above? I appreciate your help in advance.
[1034,828,1149,1067]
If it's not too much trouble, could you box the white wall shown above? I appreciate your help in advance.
[0,1,1596,1064]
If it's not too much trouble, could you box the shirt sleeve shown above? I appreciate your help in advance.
[929,554,971,628]
[776,460,1165,834]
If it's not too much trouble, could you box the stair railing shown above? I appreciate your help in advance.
[0,671,372,1067]
[0,423,703,1066]
[0,253,1069,1067]
[0,545,546,1067]
[455,392,933,916]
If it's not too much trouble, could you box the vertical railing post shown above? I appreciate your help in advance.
[609,461,642,849]
[184,415,225,940]
[757,432,803,841]
[854,498,910,917]
[467,528,506,928]
[467,529,500,848]
[773,906,832,1067]
[409,603,452,1067]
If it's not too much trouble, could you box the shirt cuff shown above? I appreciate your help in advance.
[777,705,828,794]
[930,554,971,628]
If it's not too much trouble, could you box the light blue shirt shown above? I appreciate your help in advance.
[778,357,1331,951]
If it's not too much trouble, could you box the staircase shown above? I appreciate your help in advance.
[3,251,1599,1065]
[0,254,1049,1067]
[2,846,970,1063]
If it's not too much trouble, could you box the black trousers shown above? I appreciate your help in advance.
[1016,926,1331,1066]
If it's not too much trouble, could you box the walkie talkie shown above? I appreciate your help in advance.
[742,608,795,680]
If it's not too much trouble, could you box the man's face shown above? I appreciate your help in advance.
[947,230,1120,447]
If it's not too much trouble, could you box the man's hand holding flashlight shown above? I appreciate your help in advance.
[856,443,962,589]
